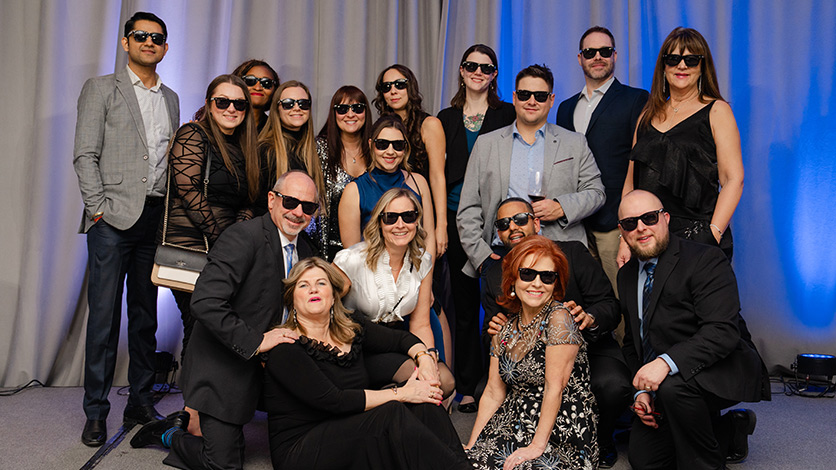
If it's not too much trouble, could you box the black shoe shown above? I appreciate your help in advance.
[124,404,164,425]
[726,409,756,464]
[81,419,107,447]
[457,401,477,413]
[130,411,190,449]
[598,443,618,468]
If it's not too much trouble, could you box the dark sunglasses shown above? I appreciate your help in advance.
[378,78,409,93]
[373,139,406,151]
[210,97,248,112]
[494,212,534,231]
[334,103,366,115]
[127,30,165,46]
[515,90,551,103]
[618,209,665,232]
[518,268,558,285]
[580,47,615,59]
[663,54,703,68]
[380,210,419,225]
[279,98,312,110]
[242,75,276,90]
[271,191,319,215]
[461,61,497,74]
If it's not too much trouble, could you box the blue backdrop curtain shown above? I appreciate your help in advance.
[1,0,833,387]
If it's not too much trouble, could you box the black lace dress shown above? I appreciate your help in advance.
[467,302,598,470]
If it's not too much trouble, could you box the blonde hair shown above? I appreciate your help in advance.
[362,188,427,271]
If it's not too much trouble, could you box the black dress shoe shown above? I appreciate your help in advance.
[130,411,190,449]
[726,408,756,464]
[457,401,477,413]
[124,404,164,425]
[598,444,618,468]
[81,419,107,447]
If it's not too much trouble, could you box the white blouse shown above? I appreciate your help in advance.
[334,241,433,324]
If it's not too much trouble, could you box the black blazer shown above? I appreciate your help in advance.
[182,213,314,425]
[481,240,622,358]
[438,101,516,189]
[556,79,648,231]
[617,236,770,403]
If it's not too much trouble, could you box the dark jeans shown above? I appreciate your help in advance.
[83,203,162,420]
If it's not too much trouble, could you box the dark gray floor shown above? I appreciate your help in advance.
[1,383,833,469]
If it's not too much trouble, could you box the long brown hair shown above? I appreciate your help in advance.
[497,235,569,313]
[638,27,724,131]
[450,44,502,109]
[372,64,429,170]
[367,114,412,173]
[362,188,427,272]
[197,74,260,202]
[317,86,372,180]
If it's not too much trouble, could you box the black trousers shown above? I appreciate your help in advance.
[588,346,633,447]
[171,290,196,361]
[628,373,738,470]
[165,412,245,470]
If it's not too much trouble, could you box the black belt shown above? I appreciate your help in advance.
[145,196,165,207]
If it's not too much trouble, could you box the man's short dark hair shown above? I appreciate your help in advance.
[497,197,534,215]
[124,12,167,39]
[515,64,554,92]
[579,26,615,50]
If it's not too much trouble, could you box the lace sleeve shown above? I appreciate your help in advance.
[169,124,222,243]
[543,303,585,347]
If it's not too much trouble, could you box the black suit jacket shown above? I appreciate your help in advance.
[481,240,621,357]
[438,101,516,188]
[182,213,314,425]
[556,79,648,231]
[618,236,770,403]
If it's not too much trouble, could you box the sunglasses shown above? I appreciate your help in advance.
[518,268,558,285]
[334,103,366,115]
[618,209,665,232]
[494,212,534,231]
[378,78,409,93]
[242,75,276,90]
[515,90,551,103]
[279,98,312,110]
[380,210,419,225]
[373,138,406,151]
[663,54,703,68]
[461,61,497,74]
[127,30,165,46]
[271,190,319,215]
[210,97,248,112]
[580,47,615,59]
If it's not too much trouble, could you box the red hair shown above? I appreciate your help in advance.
[497,235,569,312]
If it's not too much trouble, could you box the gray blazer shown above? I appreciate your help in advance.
[456,122,605,276]
[73,67,179,233]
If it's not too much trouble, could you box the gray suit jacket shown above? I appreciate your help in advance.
[456,122,605,276]
[73,66,179,233]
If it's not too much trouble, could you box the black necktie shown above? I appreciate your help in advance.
[641,262,657,364]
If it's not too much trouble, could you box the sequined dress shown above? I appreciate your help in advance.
[466,302,598,470]
[310,136,357,260]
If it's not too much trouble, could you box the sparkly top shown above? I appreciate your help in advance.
[312,137,357,261]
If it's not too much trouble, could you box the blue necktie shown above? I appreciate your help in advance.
[641,262,657,364]
[284,244,295,277]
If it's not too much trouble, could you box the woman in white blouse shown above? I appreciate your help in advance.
[334,188,454,396]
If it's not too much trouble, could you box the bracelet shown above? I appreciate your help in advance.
[709,224,723,234]
[392,386,398,396]
[427,348,439,361]
[413,350,431,365]
[92,211,104,222]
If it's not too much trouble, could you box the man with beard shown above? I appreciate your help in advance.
[556,26,648,292]
[617,190,769,470]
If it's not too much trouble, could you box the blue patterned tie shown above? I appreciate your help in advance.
[284,244,295,277]
[641,262,657,364]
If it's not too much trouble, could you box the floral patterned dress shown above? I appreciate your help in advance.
[466,302,598,469]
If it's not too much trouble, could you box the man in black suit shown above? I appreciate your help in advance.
[131,171,318,469]
[482,197,632,468]
[556,26,648,291]
[617,190,769,470]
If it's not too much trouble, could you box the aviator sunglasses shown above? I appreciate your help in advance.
[279,98,312,110]
[515,90,551,102]
[461,61,497,74]
[210,97,248,111]
[581,47,615,59]
[518,268,559,285]
[373,139,406,152]
[380,210,419,225]
[127,30,165,46]
[242,75,276,90]
[377,78,409,93]
[662,54,703,68]
[618,209,665,232]
[334,103,366,115]
[494,212,534,231]
[271,191,319,215]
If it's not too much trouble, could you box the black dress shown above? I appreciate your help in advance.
[631,100,733,258]
[263,314,470,470]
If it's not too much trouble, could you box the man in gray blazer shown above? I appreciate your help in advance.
[73,11,179,447]
[457,64,605,277]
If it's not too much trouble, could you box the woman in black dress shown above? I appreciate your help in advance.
[263,257,470,470]
[437,44,516,413]
[232,59,279,132]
